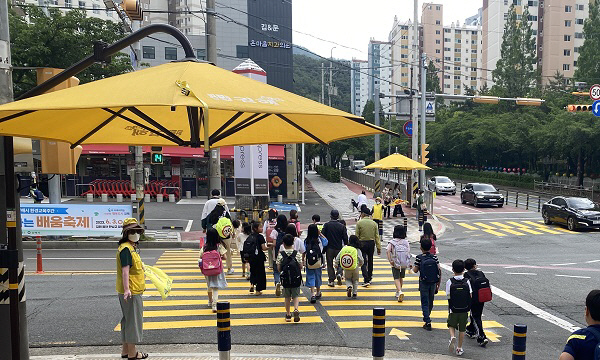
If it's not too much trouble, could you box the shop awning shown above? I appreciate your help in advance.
[81,145,130,155]
[80,144,285,160]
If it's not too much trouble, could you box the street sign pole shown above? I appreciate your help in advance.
[419,53,427,190]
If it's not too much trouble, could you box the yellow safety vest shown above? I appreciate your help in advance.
[116,242,146,295]
[339,245,358,271]
[372,204,384,220]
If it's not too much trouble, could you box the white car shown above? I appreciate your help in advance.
[428,176,456,195]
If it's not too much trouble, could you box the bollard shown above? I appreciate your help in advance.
[538,196,541,212]
[526,193,529,210]
[157,194,163,203]
[36,236,44,274]
[169,194,176,203]
[372,308,385,360]
[403,217,407,228]
[515,192,519,207]
[186,190,192,199]
[101,193,108,202]
[145,194,151,202]
[87,193,94,202]
[506,190,509,205]
[512,324,527,359]
[217,301,231,360]
[116,194,123,203]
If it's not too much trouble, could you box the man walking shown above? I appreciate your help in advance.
[321,210,349,287]
[201,189,230,232]
[355,205,380,287]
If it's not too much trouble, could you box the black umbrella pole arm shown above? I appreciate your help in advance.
[17,24,195,100]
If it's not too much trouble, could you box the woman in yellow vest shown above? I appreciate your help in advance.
[371,197,384,238]
[116,218,148,360]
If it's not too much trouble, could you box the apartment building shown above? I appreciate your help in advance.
[350,59,369,116]
[18,0,119,22]
[388,16,417,99]
[365,40,392,114]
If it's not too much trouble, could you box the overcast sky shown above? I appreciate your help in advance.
[292,0,483,60]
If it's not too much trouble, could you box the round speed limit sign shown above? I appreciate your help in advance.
[590,84,600,101]
[340,253,355,269]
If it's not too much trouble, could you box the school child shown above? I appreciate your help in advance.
[289,209,302,236]
[244,221,268,295]
[263,209,278,270]
[198,228,228,313]
[386,225,411,302]
[277,234,303,322]
[236,222,251,279]
[312,214,324,232]
[446,259,472,356]
[334,235,364,298]
[304,224,324,303]
[412,237,441,331]
[464,258,491,347]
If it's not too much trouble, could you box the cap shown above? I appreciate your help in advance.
[375,196,382,201]
[122,217,144,233]
[360,204,371,215]
[330,209,340,219]
[217,198,226,206]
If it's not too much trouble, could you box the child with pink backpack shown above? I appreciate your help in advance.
[386,225,411,302]
[198,227,228,312]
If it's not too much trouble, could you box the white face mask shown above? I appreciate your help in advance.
[128,233,140,242]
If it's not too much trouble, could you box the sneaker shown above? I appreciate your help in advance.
[207,301,213,308]
[293,310,300,322]
[398,292,404,303]
[448,337,456,353]
[227,268,234,275]
[352,293,357,299]
[285,313,292,322]
[394,291,400,298]
[423,323,432,331]
[275,283,282,297]
[456,348,464,356]
[246,273,251,280]
[211,303,217,313]
[328,281,335,287]
[315,293,322,300]
[347,286,352,298]
[465,330,476,339]
[478,338,489,347]
[336,274,342,286]
[362,282,370,287]
[249,286,254,294]
[310,295,316,304]
[255,290,263,296]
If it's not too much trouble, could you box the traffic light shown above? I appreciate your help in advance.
[421,143,429,165]
[151,146,163,164]
[567,104,593,112]
[123,0,143,20]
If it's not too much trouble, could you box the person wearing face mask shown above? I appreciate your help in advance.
[116,218,148,360]
[371,197,385,239]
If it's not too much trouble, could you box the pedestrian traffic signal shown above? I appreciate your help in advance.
[151,152,163,165]
[421,143,429,165]
[567,104,593,112]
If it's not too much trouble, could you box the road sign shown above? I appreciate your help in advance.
[425,100,435,115]
[593,100,600,117]
[403,121,412,137]
[590,84,600,101]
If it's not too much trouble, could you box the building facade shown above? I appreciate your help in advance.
[367,40,393,111]
[350,59,369,116]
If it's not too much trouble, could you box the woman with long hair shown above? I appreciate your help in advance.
[198,227,228,312]
[303,224,324,303]
[420,222,437,255]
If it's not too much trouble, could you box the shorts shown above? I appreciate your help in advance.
[283,287,301,299]
[447,312,469,332]
[239,251,247,264]
[391,267,406,279]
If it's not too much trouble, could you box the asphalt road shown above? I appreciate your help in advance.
[21,191,600,359]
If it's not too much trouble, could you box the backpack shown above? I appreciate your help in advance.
[265,221,276,244]
[389,240,411,268]
[585,326,600,360]
[306,240,322,269]
[242,234,258,261]
[215,217,233,239]
[419,254,440,284]
[274,230,285,258]
[200,249,223,276]
[449,277,472,313]
[469,270,492,303]
[338,245,358,271]
[34,189,44,201]
[280,250,302,288]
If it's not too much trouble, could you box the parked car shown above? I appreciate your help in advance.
[460,183,504,207]
[542,196,600,231]
[428,176,456,195]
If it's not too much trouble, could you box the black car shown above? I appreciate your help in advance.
[460,183,504,207]
[542,196,600,231]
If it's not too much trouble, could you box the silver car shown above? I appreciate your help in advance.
[428,176,456,195]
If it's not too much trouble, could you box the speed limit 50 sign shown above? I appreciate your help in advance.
[590,84,600,101]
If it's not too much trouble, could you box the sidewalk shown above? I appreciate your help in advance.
[30,344,456,360]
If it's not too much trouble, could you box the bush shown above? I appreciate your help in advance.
[430,167,537,189]
[316,165,340,183]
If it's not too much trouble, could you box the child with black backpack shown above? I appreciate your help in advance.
[245,222,268,295]
[464,258,490,347]
[277,234,303,322]
[412,237,441,331]
[304,224,324,304]
[446,259,473,357]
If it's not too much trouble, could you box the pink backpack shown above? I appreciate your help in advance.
[200,249,223,276]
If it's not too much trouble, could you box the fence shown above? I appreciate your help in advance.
[534,181,596,201]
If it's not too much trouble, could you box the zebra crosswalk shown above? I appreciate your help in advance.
[455,219,577,237]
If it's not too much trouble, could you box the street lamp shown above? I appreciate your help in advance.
[515,98,543,106]
[473,96,500,104]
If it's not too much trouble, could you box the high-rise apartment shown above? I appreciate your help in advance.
[388,16,416,98]
[350,59,369,116]
[368,40,393,112]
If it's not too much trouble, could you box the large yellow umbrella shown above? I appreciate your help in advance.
[0,61,397,148]
[364,153,431,170]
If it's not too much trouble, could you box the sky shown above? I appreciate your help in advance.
[292,0,483,61]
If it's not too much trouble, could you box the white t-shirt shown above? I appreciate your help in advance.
[236,232,249,251]
[270,229,305,254]
[357,193,367,208]
[445,275,472,312]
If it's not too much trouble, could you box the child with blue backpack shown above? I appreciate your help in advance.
[386,225,411,302]
[412,237,441,331]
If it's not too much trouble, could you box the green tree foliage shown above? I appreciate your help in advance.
[426,60,441,94]
[574,0,600,84]
[491,4,537,98]
[9,5,131,97]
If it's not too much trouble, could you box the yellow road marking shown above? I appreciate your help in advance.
[144,289,281,296]
[318,290,447,297]
[320,300,448,307]
[437,215,450,221]
[548,227,577,234]
[505,222,544,235]
[336,320,503,329]
[27,271,115,275]
[500,228,526,236]
[485,330,502,343]
[529,226,562,234]
[482,229,506,237]
[474,222,496,230]
[143,306,317,317]
[327,309,448,318]
[144,298,312,307]
[115,316,324,331]
[457,223,478,230]
[490,222,512,229]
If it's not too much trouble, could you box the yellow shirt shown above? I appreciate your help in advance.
[116,242,146,295]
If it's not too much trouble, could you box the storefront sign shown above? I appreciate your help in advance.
[234,145,269,196]
[249,40,291,49]
[20,204,133,236]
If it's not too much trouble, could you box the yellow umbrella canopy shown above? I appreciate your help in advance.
[363,153,431,170]
[0,61,397,148]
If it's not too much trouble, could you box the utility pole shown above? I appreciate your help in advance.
[419,52,427,190]
[321,63,325,104]
[206,0,221,195]
[374,82,381,197]
[328,62,333,107]
[0,0,29,358]
[411,0,420,194]
[130,20,145,223]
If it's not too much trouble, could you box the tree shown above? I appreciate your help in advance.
[574,0,600,84]
[9,5,131,97]
[426,60,441,94]
[491,4,538,98]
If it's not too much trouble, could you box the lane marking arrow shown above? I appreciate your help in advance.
[389,328,411,340]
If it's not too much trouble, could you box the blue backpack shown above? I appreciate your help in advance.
[586,326,600,360]
[419,254,440,284]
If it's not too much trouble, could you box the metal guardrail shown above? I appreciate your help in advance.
[455,181,552,212]
[534,180,596,200]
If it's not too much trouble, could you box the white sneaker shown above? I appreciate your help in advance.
[456,348,464,356]
[394,291,400,298]
[211,303,217,313]
[448,337,456,353]
[227,268,234,275]
[398,291,404,302]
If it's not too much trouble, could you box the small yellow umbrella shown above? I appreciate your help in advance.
[0,61,398,148]
[364,153,431,170]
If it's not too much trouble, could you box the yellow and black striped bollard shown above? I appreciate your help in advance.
[372,308,385,360]
[512,324,527,359]
[217,301,231,360]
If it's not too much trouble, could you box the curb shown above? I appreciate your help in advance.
[22,240,199,250]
